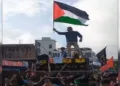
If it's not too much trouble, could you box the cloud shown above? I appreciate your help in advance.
[3,0,52,21]
[3,27,23,39]
[3,26,35,44]
[55,0,80,5]
[17,33,35,44]
[3,0,80,19]
[3,0,53,44]
[3,0,39,16]
[3,37,18,44]
[56,42,62,48]
[3,24,54,44]
[3,33,35,44]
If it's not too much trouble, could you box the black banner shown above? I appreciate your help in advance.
[96,47,107,66]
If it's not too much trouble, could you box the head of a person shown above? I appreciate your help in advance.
[67,27,73,32]
[61,47,65,51]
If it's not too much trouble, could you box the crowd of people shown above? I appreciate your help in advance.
[3,66,118,86]
[4,69,88,86]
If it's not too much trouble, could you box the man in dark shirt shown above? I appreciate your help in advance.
[53,27,83,57]
[60,47,67,58]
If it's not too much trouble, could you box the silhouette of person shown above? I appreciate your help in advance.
[54,27,83,57]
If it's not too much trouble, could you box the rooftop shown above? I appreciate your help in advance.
[1,44,35,48]
[36,37,56,42]
[58,48,92,51]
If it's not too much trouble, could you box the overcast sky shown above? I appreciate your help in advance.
[1,0,119,56]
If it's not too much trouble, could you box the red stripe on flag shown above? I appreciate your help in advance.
[107,56,114,68]
[54,3,65,20]
[100,64,109,72]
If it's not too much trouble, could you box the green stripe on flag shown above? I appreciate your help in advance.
[54,16,88,26]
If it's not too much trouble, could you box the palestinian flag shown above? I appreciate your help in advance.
[54,1,89,26]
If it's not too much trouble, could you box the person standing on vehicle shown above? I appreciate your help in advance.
[53,27,83,57]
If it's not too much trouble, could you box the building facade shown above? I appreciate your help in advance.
[35,37,56,56]
[2,44,35,60]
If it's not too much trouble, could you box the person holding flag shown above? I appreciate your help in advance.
[53,27,83,57]
[53,1,89,57]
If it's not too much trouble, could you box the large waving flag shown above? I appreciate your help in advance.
[96,47,107,66]
[54,1,89,26]
[100,57,114,72]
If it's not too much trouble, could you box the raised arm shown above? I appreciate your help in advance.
[53,28,66,35]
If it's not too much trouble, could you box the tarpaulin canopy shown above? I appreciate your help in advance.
[2,60,24,67]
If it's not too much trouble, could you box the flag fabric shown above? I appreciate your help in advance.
[96,47,107,66]
[54,1,89,26]
[100,64,109,72]
[100,57,114,72]
[106,56,114,68]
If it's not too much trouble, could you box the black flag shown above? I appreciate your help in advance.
[96,47,107,66]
